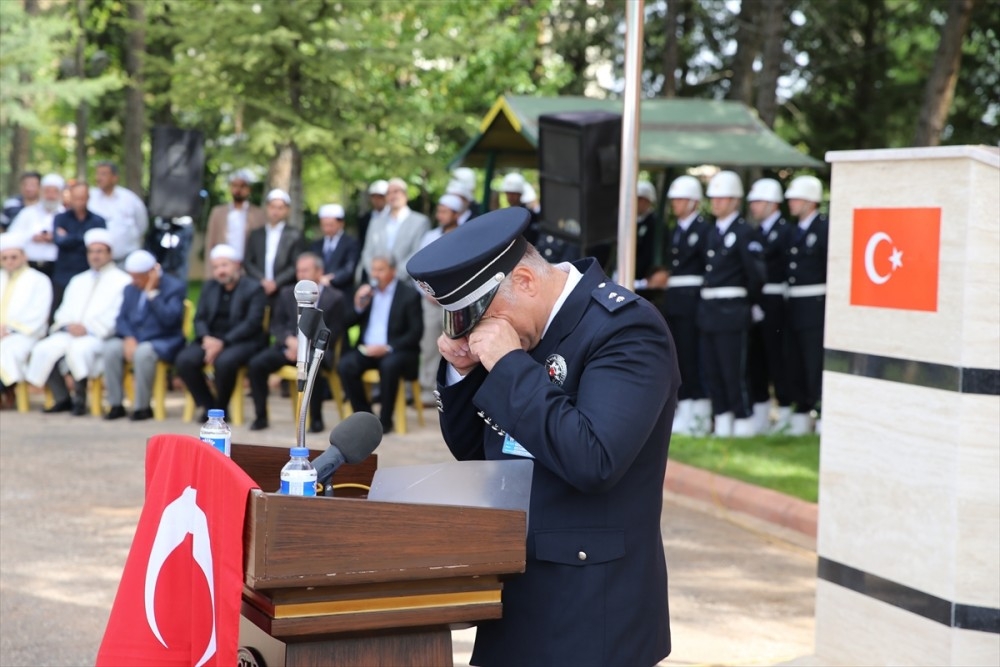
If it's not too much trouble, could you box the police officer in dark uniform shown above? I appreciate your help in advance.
[407,207,678,667]
[660,175,712,435]
[746,178,795,434]
[784,175,828,435]
[698,170,766,438]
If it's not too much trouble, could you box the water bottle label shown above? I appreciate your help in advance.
[280,469,317,496]
[201,435,231,457]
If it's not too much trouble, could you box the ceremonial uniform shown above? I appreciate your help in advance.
[408,209,677,667]
[0,264,53,387]
[697,214,765,422]
[662,213,709,404]
[785,212,828,416]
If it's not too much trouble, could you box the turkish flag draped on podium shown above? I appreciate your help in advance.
[97,435,258,667]
[849,207,941,312]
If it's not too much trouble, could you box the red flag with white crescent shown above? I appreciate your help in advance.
[97,435,258,666]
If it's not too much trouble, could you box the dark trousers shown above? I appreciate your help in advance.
[175,340,261,412]
[788,325,824,414]
[665,312,704,401]
[338,349,416,430]
[746,322,770,405]
[701,329,751,418]
[759,295,792,406]
[247,346,325,422]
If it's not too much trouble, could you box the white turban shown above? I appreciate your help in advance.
[124,249,157,273]
[445,179,473,201]
[318,204,345,219]
[265,188,291,204]
[0,233,27,252]
[368,180,389,196]
[228,169,256,184]
[438,194,464,213]
[84,228,114,252]
[41,173,66,190]
[209,243,240,262]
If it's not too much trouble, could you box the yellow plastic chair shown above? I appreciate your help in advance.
[271,338,346,422]
[343,368,425,435]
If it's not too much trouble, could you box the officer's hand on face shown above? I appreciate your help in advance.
[468,317,520,372]
[438,334,480,376]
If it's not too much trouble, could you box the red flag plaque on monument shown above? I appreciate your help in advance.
[849,207,941,312]
[97,435,258,667]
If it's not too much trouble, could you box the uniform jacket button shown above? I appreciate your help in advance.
[577,551,588,561]
[789,261,797,269]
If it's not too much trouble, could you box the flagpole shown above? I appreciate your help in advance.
[616,0,644,291]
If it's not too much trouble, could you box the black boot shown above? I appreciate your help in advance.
[72,379,88,416]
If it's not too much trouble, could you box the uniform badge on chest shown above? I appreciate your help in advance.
[806,233,817,248]
[724,231,736,248]
[688,232,699,246]
[769,230,779,242]
[545,354,567,386]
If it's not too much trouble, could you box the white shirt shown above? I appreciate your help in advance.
[264,222,285,281]
[362,278,397,347]
[385,206,411,251]
[761,211,782,235]
[677,211,699,232]
[323,231,344,256]
[715,211,739,234]
[6,202,63,262]
[225,204,250,259]
[798,211,819,231]
[88,185,149,260]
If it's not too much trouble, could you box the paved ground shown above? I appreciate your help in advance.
[0,390,817,666]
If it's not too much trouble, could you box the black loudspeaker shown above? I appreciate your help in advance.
[148,126,205,219]
[538,111,622,249]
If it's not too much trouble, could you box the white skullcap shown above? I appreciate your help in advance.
[124,249,156,273]
[0,233,27,252]
[368,180,389,196]
[84,228,114,251]
[41,173,66,190]
[318,204,345,219]
[228,169,255,184]
[209,244,240,262]
[265,188,291,204]
[637,180,656,203]
[445,179,473,201]
[387,177,408,192]
[521,183,538,205]
[500,172,525,193]
[438,194,464,213]
[452,167,476,192]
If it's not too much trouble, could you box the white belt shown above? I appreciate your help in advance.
[700,286,748,300]
[762,282,788,296]
[788,283,827,298]
[667,275,705,288]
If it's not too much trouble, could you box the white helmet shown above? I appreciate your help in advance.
[452,167,477,193]
[746,178,784,203]
[785,175,823,203]
[500,172,526,194]
[636,180,657,203]
[667,175,703,201]
[706,170,744,198]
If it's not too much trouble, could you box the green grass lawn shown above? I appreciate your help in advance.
[668,434,820,503]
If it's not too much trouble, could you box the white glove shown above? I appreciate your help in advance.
[751,305,766,323]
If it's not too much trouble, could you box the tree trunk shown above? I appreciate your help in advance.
[853,0,884,148]
[754,0,786,128]
[74,0,88,181]
[660,0,680,98]
[726,0,762,104]
[914,0,976,146]
[7,0,39,194]
[288,52,304,229]
[123,0,146,196]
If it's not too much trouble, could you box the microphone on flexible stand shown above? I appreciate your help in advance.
[312,412,384,490]
[294,280,320,392]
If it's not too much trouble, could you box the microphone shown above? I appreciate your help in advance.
[313,412,384,486]
[294,280,320,390]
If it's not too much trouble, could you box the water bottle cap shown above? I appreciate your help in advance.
[207,409,225,419]
[290,447,310,457]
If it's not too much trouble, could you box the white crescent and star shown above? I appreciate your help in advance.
[864,232,903,285]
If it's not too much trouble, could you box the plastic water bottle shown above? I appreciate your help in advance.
[280,447,317,496]
[199,409,232,457]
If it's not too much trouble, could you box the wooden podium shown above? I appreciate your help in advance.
[230,443,527,667]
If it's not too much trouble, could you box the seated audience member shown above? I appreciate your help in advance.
[310,204,360,291]
[174,244,267,422]
[0,233,53,407]
[247,252,346,433]
[100,250,186,421]
[25,229,130,415]
[337,255,422,434]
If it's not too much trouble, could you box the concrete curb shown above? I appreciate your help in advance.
[664,461,818,539]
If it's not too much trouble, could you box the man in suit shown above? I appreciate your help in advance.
[51,182,106,312]
[203,169,266,274]
[357,178,430,284]
[355,179,389,260]
[244,188,305,306]
[100,250,186,421]
[175,244,267,421]
[310,204,360,292]
[337,255,422,434]
[247,252,346,433]
[698,170,766,438]
[407,208,678,667]
[784,175,829,436]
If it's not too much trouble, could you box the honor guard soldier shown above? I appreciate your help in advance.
[784,175,828,435]
[661,175,712,435]
[746,178,795,434]
[407,207,678,667]
[699,171,766,438]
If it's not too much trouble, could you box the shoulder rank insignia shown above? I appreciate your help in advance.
[593,281,638,312]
